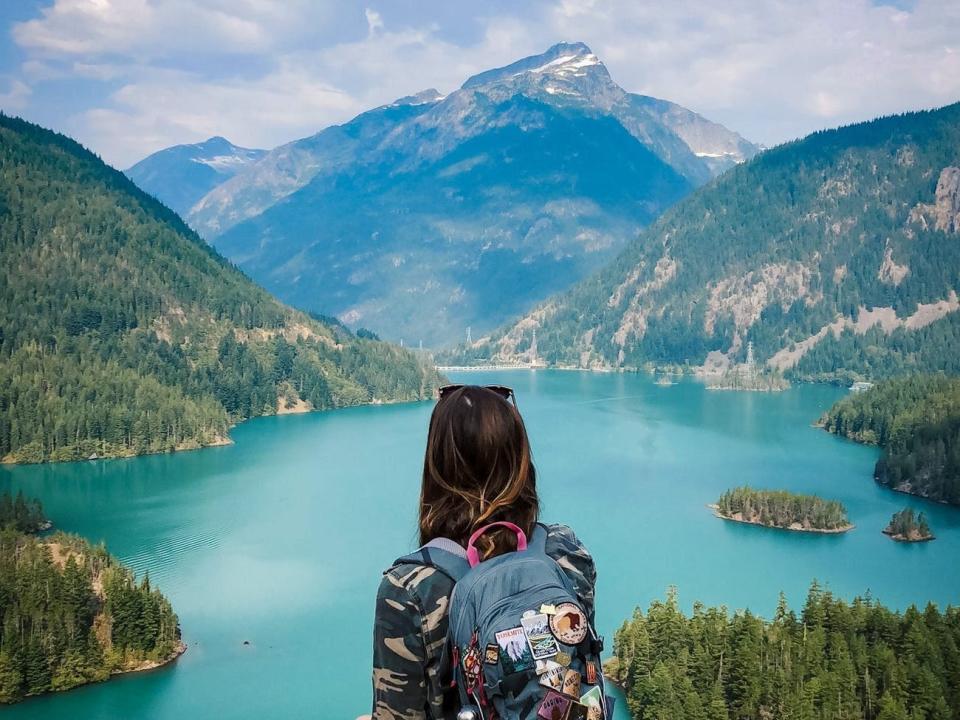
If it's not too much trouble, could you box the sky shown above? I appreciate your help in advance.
[1,0,958,169]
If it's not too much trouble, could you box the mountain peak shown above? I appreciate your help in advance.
[545,41,593,56]
[125,135,267,215]
[461,41,603,90]
[391,88,445,107]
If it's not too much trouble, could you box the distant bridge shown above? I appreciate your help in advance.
[436,364,542,372]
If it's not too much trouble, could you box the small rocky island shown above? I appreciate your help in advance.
[711,486,854,533]
[883,508,935,542]
[704,343,789,392]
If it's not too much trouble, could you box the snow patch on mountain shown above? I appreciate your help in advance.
[530,52,600,76]
[194,153,262,171]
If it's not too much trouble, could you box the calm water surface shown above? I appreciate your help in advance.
[2,371,959,719]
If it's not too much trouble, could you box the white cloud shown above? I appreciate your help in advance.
[12,0,339,58]
[538,0,960,144]
[8,0,960,166]
[76,64,360,167]
[0,78,32,110]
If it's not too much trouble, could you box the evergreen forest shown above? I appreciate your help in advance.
[0,490,48,533]
[611,585,959,720]
[0,114,441,464]
[0,524,181,702]
[820,375,960,505]
[883,508,934,542]
[715,487,851,532]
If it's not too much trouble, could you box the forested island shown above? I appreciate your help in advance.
[0,114,441,465]
[705,369,789,392]
[0,495,181,703]
[883,508,935,543]
[610,584,959,720]
[712,487,853,533]
[820,375,960,505]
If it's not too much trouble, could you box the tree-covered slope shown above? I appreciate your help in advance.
[611,585,960,720]
[0,525,181,703]
[459,103,960,380]
[820,375,960,505]
[0,114,441,464]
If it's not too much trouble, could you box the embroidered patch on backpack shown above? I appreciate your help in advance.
[549,602,588,645]
[521,612,559,660]
[495,627,534,673]
[538,690,571,720]
[561,668,581,698]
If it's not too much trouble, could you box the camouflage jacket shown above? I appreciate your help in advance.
[371,523,596,720]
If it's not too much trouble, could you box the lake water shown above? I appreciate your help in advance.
[2,371,959,719]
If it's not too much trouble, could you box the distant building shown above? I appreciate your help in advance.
[850,381,874,393]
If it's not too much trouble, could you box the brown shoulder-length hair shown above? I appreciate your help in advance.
[419,385,539,560]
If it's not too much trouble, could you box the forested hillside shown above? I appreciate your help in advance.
[0,525,181,703]
[457,103,960,381]
[0,114,441,464]
[820,375,960,505]
[611,585,959,720]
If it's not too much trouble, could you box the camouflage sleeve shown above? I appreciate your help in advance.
[545,524,597,623]
[371,566,430,720]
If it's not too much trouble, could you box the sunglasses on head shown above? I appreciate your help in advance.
[438,384,517,407]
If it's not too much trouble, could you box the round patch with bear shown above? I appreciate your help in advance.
[548,602,588,645]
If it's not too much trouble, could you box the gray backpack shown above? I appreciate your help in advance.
[397,522,610,720]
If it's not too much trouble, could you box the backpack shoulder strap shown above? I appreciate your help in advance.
[390,544,471,584]
[527,521,550,557]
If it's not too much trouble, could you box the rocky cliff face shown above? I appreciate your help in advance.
[934,166,960,232]
[910,166,960,234]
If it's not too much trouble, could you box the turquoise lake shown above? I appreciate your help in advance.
[2,370,959,719]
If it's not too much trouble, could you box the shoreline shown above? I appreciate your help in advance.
[707,504,855,534]
[882,529,935,543]
[112,641,187,677]
[15,642,186,705]
[0,392,434,467]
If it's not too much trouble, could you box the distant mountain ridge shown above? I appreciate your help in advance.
[127,42,757,346]
[0,114,439,464]
[125,136,265,216]
[452,103,960,381]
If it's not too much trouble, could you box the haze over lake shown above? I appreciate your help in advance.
[2,371,957,720]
